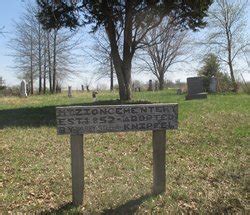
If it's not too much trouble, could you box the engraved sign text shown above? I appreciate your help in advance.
[56,104,178,135]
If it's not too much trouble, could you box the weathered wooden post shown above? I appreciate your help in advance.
[152,130,166,194]
[70,135,84,206]
[56,103,178,206]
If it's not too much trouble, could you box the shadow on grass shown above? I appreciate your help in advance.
[40,193,156,214]
[0,100,151,129]
[0,105,56,129]
[101,193,156,215]
[40,202,77,214]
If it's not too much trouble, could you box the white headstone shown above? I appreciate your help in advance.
[20,80,27,97]
[0,77,3,87]
[209,77,217,93]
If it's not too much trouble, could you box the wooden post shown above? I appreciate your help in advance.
[152,130,166,194]
[70,134,84,206]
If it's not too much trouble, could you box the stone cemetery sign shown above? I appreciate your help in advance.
[185,77,207,100]
[56,103,178,206]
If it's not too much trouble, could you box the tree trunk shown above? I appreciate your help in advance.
[52,29,57,93]
[47,31,52,92]
[112,56,132,101]
[30,36,34,95]
[43,40,47,94]
[38,23,42,94]
[226,30,237,92]
[106,36,132,100]
[43,67,46,94]
[158,73,164,90]
[110,57,113,91]
[121,2,133,100]
[228,61,237,92]
[122,62,132,100]
[105,2,133,101]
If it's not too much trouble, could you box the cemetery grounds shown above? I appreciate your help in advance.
[0,90,249,213]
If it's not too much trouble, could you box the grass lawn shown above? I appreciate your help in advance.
[0,90,249,214]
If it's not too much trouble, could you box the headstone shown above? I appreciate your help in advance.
[185,77,207,100]
[176,88,182,95]
[148,80,153,91]
[68,86,72,97]
[154,81,159,91]
[56,104,178,205]
[209,77,217,93]
[20,80,27,98]
[92,91,98,102]
[0,77,3,87]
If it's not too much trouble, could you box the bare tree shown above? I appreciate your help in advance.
[52,28,58,93]
[46,31,52,92]
[8,3,47,94]
[86,31,115,91]
[0,26,6,36]
[9,2,80,94]
[83,77,94,92]
[243,48,250,68]
[42,30,47,94]
[8,18,36,94]
[206,0,249,92]
[138,19,190,90]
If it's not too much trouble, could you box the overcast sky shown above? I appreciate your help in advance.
[0,0,249,89]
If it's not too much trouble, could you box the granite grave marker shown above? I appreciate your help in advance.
[68,86,72,97]
[185,77,207,100]
[148,80,153,91]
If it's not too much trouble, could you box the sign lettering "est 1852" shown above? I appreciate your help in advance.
[56,104,178,135]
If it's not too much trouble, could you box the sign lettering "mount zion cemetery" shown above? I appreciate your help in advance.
[56,104,178,135]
